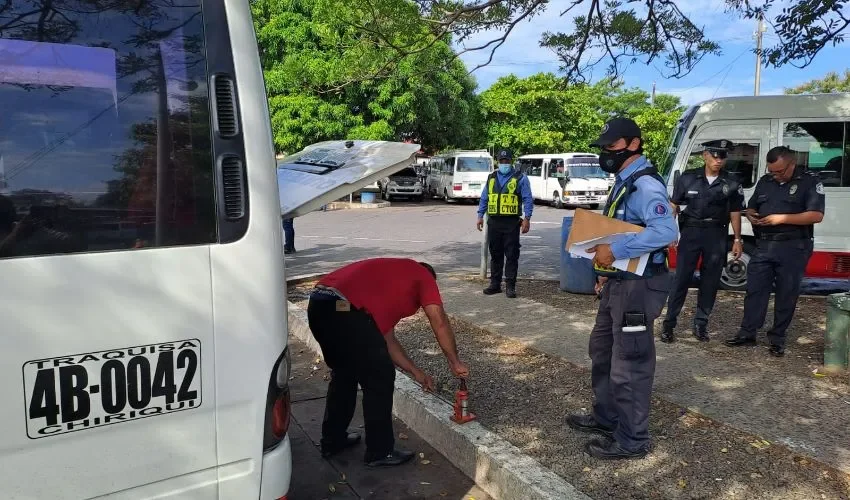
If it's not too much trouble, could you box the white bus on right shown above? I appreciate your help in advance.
[660,93,850,290]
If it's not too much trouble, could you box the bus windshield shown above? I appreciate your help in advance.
[661,106,698,180]
[567,164,606,178]
[455,157,491,172]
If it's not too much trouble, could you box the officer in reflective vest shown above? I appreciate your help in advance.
[661,140,746,343]
[565,118,678,460]
[725,146,825,357]
[476,149,533,298]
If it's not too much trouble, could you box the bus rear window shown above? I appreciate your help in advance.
[0,3,215,259]
[456,157,491,173]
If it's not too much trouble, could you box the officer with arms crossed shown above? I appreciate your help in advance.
[307,258,470,466]
[725,146,825,357]
[565,118,678,460]
[477,150,533,298]
[661,140,745,343]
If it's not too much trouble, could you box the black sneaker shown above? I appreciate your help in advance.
[566,414,614,438]
[483,284,502,295]
[724,336,757,347]
[365,449,415,467]
[320,432,362,458]
[768,344,785,357]
[506,283,517,298]
[693,325,709,342]
[284,248,296,255]
[660,328,675,343]
[585,437,650,460]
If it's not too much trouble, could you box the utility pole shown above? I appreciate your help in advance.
[754,13,766,96]
[651,82,656,106]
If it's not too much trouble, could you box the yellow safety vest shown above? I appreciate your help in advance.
[593,168,669,278]
[487,173,521,216]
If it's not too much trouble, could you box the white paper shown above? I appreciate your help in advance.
[568,233,650,276]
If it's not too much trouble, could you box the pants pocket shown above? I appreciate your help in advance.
[617,330,652,361]
[644,274,672,320]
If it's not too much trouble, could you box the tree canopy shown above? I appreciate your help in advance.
[251,0,481,153]
[479,74,683,167]
[332,0,849,84]
[785,70,850,94]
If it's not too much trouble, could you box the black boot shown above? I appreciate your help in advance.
[483,282,502,295]
[660,326,675,344]
[505,281,517,298]
[693,324,709,342]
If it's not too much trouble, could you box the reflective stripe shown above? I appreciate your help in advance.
[487,174,521,216]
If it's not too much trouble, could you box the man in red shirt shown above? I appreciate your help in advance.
[307,258,470,467]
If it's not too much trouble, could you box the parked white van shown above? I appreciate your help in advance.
[426,150,494,202]
[517,153,610,209]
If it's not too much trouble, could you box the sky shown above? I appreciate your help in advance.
[456,0,848,104]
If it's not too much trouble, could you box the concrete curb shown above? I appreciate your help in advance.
[326,200,391,211]
[286,300,590,500]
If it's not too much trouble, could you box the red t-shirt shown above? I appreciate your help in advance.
[319,258,443,334]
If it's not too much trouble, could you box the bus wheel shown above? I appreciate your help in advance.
[553,192,564,209]
[720,240,755,291]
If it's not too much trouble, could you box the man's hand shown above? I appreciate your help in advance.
[520,219,530,234]
[731,239,743,260]
[755,214,787,226]
[745,210,762,225]
[594,277,608,295]
[476,218,484,231]
[411,368,435,392]
[449,359,469,378]
[588,243,615,267]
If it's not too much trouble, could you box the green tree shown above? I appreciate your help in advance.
[785,70,850,94]
[479,73,683,166]
[251,0,480,153]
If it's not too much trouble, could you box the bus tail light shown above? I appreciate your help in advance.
[453,183,462,191]
[263,347,292,451]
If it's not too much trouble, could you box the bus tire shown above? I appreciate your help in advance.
[720,239,755,291]
[553,192,564,209]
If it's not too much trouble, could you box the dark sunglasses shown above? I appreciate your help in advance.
[768,162,793,176]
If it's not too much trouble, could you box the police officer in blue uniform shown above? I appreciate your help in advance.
[566,118,678,460]
[661,140,746,343]
[725,146,825,357]
[477,150,534,298]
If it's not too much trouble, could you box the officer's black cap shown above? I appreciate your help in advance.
[591,117,642,147]
[701,139,734,152]
[498,149,512,160]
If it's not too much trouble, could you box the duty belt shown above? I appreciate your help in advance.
[757,231,809,242]
[678,215,727,228]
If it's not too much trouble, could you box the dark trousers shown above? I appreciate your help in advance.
[663,226,727,330]
[589,274,670,451]
[307,298,396,459]
[738,239,813,347]
[487,216,521,285]
[283,218,295,251]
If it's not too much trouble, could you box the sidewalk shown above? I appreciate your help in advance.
[436,276,850,476]
[287,337,491,500]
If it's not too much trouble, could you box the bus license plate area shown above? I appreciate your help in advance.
[23,339,202,439]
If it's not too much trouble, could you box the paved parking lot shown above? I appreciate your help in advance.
[284,199,574,279]
[284,199,846,295]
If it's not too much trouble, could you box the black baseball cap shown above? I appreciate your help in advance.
[591,118,642,147]
[498,149,512,161]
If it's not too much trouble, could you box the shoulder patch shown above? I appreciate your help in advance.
[816,182,825,194]
[654,203,669,216]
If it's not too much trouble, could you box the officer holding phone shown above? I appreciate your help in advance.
[661,140,745,343]
[565,118,678,460]
[725,146,825,357]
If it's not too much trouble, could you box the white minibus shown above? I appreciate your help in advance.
[517,153,609,208]
[661,93,850,289]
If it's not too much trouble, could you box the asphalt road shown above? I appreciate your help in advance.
[284,198,572,280]
[283,198,848,295]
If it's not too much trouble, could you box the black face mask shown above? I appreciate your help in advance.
[599,148,633,174]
